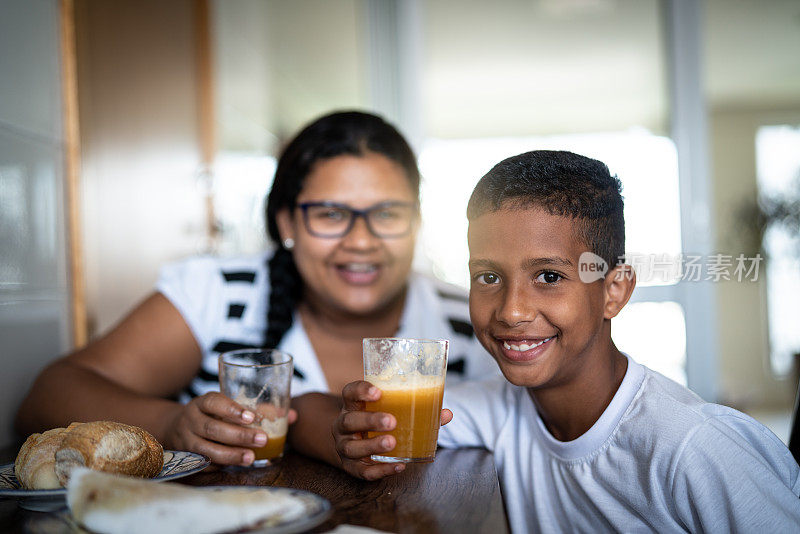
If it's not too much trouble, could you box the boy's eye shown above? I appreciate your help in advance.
[475,272,500,285]
[536,271,562,284]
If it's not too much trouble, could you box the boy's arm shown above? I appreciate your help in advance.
[290,382,452,481]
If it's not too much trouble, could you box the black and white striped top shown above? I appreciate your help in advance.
[156,253,498,402]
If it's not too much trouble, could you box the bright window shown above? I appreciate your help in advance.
[212,152,276,256]
[612,301,687,385]
[755,125,800,376]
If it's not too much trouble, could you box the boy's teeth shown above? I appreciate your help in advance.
[503,337,553,351]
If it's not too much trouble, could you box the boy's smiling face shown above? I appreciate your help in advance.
[468,206,614,390]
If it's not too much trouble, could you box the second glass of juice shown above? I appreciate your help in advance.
[218,349,293,466]
[363,338,448,463]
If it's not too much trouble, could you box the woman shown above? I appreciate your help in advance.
[15,111,495,466]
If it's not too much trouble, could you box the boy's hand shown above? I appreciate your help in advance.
[332,381,453,481]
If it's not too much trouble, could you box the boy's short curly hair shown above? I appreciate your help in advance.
[467,150,625,269]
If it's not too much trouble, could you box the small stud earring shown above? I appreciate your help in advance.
[282,238,295,250]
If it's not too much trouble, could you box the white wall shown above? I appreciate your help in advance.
[0,0,71,446]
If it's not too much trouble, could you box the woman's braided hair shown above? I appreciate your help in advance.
[263,111,421,349]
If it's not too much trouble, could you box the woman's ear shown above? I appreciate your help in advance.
[275,208,296,245]
[603,264,636,319]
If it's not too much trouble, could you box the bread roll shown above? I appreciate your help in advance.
[54,421,163,486]
[14,423,80,489]
[67,468,307,534]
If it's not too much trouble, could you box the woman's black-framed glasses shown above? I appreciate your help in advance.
[297,201,418,238]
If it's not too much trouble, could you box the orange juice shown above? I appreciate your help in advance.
[366,382,445,461]
[251,433,286,461]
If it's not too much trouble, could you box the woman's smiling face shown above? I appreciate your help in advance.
[467,206,609,390]
[277,152,419,317]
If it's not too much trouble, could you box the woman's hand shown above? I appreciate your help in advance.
[332,381,452,481]
[162,392,296,466]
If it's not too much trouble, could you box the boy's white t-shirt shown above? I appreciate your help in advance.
[439,355,800,533]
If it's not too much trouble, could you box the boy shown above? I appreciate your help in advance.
[293,150,800,532]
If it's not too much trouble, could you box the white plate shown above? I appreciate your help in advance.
[0,450,210,511]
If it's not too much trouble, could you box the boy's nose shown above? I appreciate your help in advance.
[496,284,535,327]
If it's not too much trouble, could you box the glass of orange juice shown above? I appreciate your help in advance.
[218,349,293,467]
[363,338,448,463]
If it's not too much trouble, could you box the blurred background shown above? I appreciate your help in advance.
[2,0,800,447]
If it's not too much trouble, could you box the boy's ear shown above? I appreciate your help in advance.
[603,264,636,319]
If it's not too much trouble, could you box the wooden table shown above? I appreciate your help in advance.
[0,448,509,533]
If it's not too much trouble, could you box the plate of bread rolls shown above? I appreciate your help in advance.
[0,420,209,511]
